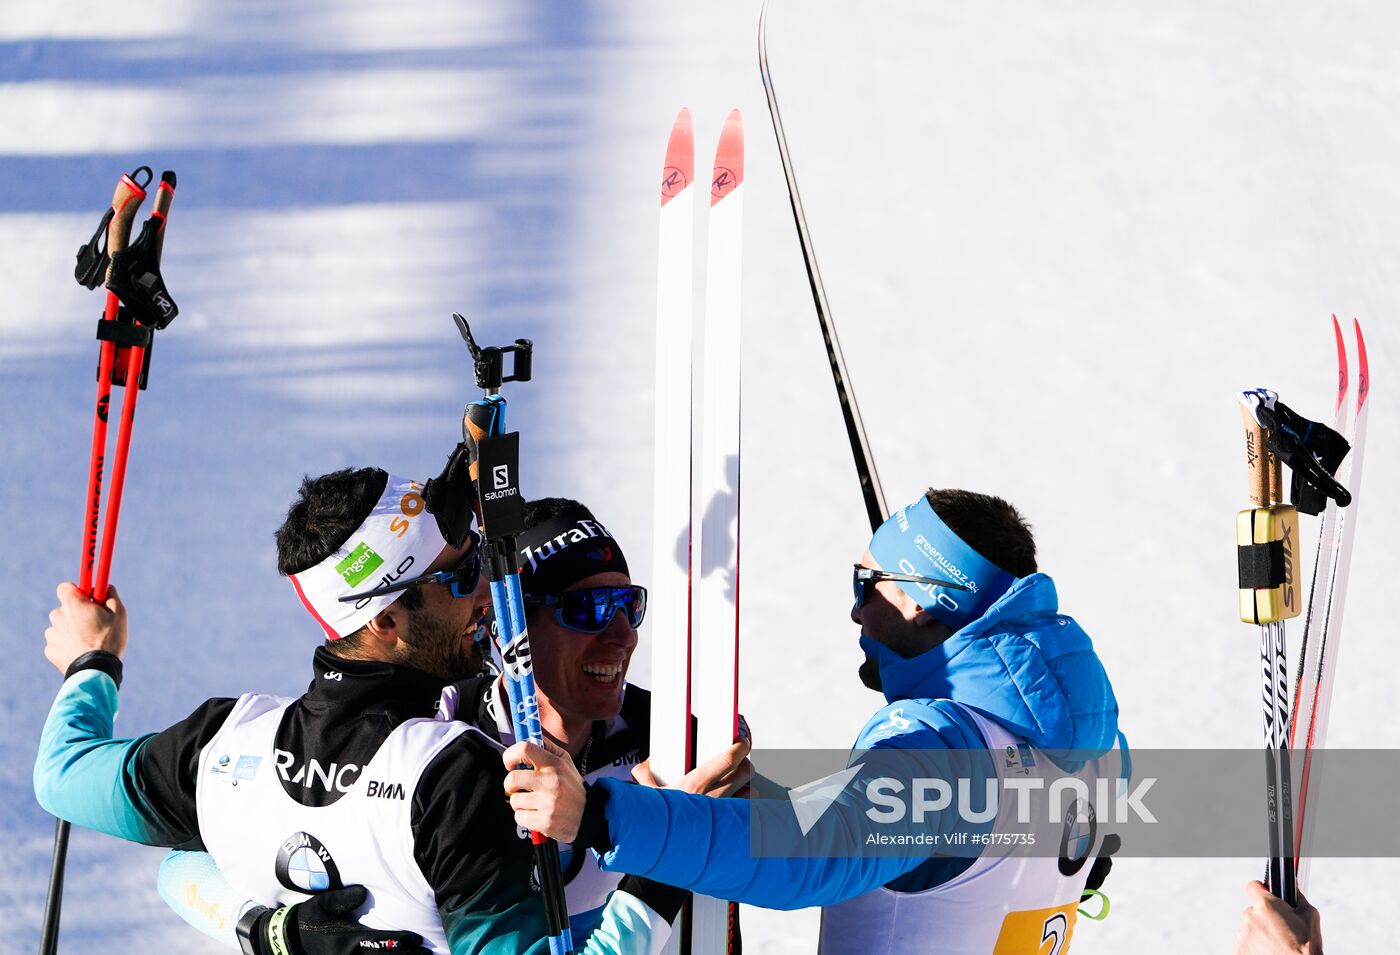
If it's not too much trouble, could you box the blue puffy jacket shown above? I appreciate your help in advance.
[591,572,1124,908]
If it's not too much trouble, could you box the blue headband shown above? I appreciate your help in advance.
[868,496,1018,631]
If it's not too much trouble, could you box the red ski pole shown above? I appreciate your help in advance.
[91,172,177,601]
[43,168,179,955]
[77,167,150,598]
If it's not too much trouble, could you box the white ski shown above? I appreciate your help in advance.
[1293,318,1369,890]
[649,107,744,955]
[650,108,697,795]
[690,108,745,955]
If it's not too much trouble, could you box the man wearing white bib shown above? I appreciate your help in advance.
[35,461,698,954]
[149,495,749,954]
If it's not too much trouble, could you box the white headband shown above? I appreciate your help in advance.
[289,473,448,639]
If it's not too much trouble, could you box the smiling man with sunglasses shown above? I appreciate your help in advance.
[35,459,733,955]
[506,488,1127,954]
[434,497,750,944]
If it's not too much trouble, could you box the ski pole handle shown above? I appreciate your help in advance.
[149,173,175,258]
[103,171,150,285]
[1238,396,1281,508]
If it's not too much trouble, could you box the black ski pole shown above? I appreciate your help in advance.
[1236,390,1302,906]
[759,0,887,532]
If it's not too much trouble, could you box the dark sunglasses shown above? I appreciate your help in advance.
[852,564,968,608]
[524,585,648,634]
[338,530,484,603]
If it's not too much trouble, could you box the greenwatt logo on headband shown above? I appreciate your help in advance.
[337,542,384,588]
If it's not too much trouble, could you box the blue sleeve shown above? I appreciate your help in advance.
[33,670,163,843]
[157,850,257,949]
[33,669,232,848]
[594,717,997,909]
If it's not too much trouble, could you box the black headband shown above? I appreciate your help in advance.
[516,506,629,596]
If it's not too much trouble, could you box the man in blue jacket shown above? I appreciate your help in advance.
[505,488,1126,954]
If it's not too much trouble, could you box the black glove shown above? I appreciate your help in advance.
[237,885,429,955]
[423,440,477,548]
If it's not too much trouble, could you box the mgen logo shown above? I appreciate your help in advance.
[275,831,343,893]
[336,542,383,587]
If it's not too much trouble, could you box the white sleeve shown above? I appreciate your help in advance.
[578,888,674,955]
[156,849,261,950]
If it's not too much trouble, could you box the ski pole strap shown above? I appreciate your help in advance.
[73,207,116,290]
[94,319,152,350]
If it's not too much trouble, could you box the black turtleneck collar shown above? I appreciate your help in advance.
[303,646,446,721]
[270,648,450,808]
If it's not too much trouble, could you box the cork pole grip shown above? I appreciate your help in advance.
[150,173,176,262]
[1238,399,1283,507]
[102,175,147,284]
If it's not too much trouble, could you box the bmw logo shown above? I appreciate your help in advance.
[1057,799,1097,877]
[275,831,342,893]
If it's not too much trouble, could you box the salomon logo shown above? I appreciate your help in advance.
[484,462,517,503]
[366,780,405,800]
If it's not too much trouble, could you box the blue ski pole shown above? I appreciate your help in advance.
[456,317,573,955]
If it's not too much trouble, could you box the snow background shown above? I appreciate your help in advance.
[2,1,1395,950]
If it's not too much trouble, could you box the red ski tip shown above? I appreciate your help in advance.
[1354,318,1369,410]
[1331,314,1347,415]
[711,108,744,206]
[661,108,694,207]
